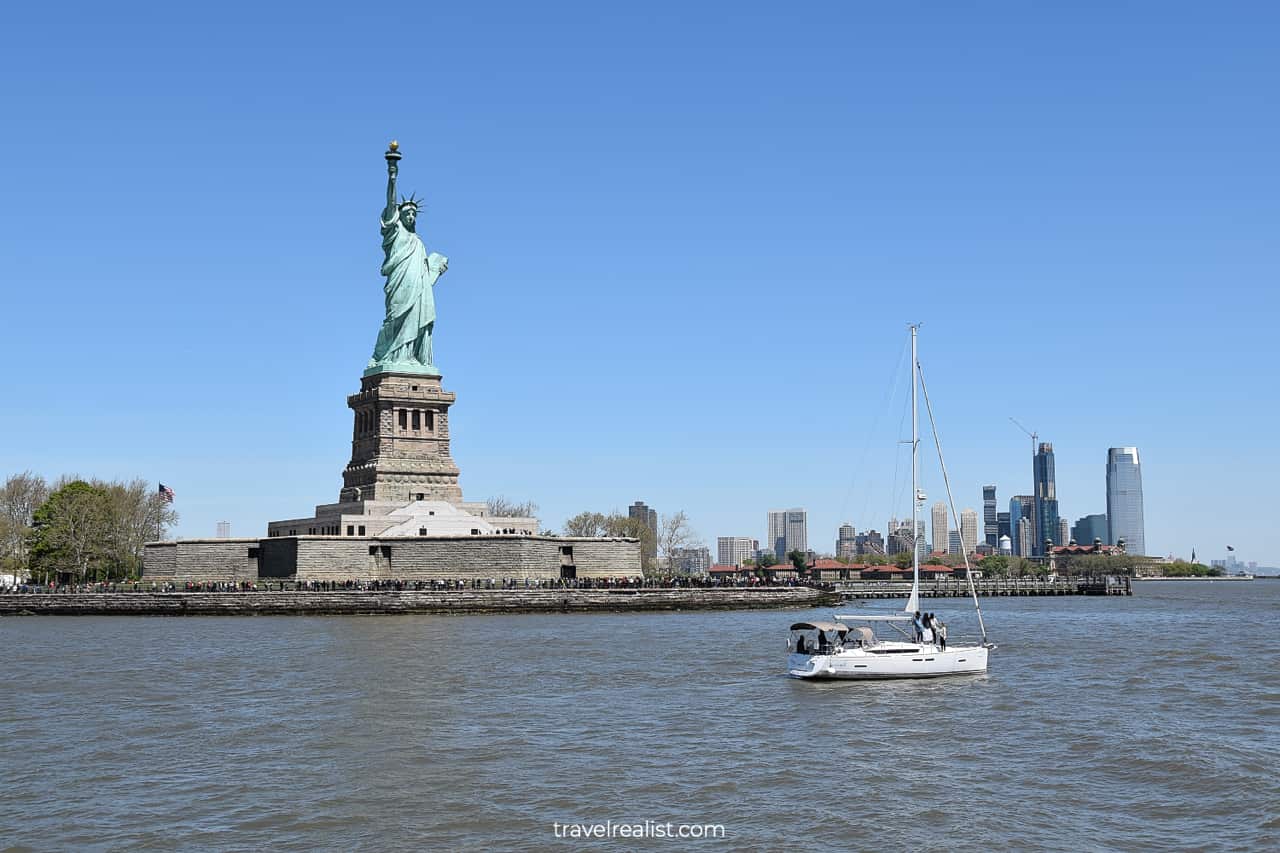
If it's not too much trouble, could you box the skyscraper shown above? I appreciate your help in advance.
[982,485,998,548]
[948,529,962,555]
[1009,496,1034,556]
[960,508,979,555]
[1058,518,1070,548]
[931,502,948,554]
[717,536,754,567]
[1072,513,1108,546]
[1033,443,1060,556]
[768,508,808,560]
[767,511,786,561]
[1107,447,1146,555]
[1016,516,1033,558]
[836,523,857,561]
[997,511,1011,543]
[629,501,658,562]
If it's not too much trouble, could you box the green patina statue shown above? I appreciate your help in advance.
[365,141,449,377]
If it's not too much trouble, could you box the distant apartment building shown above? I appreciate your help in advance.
[855,530,885,556]
[1058,518,1070,549]
[1072,513,1108,545]
[1106,447,1146,555]
[960,508,979,554]
[717,536,754,567]
[670,546,712,575]
[836,523,858,561]
[1016,515,1033,558]
[889,517,926,559]
[931,502,948,553]
[768,508,808,561]
[982,485,998,548]
[216,521,231,538]
[629,501,658,562]
[1009,496,1034,557]
[948,529,962,555]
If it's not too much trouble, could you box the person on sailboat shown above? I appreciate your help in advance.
[921,615,934,647]
[937,618,948,651]
[913,611,924,643]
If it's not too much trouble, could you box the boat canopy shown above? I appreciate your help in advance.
[789,621,849,632]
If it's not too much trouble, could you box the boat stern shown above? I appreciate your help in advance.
[787,653,830,678]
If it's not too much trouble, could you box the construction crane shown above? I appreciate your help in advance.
[1009,417,1038,456]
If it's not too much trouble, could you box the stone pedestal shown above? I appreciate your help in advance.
[340,371,463,504]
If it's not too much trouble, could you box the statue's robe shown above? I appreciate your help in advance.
[369,212,445,367]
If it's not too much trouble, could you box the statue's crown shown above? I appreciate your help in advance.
[399,193,423,213]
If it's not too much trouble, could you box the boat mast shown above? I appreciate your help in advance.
[907,324,921,614]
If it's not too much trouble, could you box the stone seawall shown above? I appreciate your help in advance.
[0,587,840,617]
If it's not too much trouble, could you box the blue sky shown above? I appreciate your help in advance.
[1,2,1276,564]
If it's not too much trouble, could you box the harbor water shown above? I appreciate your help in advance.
[1,581,1275,850]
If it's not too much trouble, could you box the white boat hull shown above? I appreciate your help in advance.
[788,644,988,679]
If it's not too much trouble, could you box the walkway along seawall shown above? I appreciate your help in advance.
[0,586,841,617]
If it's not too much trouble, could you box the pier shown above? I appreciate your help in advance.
[834,576,1131,599]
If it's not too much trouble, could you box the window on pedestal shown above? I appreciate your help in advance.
[425,411,435,431]
[412,410,421,431]
[398,409,407,431]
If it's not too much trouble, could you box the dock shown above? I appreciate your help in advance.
[834,576,1132,599]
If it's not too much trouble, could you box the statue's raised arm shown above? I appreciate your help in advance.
[384,140,401,222]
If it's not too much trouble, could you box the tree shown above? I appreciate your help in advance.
[101,479,177,578]
[485,496,539,518]
[893,551,913,569]
[658,511,700,574]
[25,477,178,583]
[1,471,49,581]
[787,549,808,572]
[757,551,778,567]
[978,554,1009,577]
[563,511,608,537]
[29,481,111,582]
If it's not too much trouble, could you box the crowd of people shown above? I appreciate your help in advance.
[2,575,834,594]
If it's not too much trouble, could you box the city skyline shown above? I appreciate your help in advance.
[1,4,1276,564]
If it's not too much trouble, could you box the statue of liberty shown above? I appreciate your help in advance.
[365,141,449,376]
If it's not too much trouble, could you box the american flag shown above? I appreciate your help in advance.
[159,483,175,503]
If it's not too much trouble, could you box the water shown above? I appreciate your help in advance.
[1,582,1276,851]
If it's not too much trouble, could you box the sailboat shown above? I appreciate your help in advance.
[787,325,993,679]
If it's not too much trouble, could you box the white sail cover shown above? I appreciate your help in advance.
[904,581,919,615]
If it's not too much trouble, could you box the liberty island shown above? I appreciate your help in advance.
[139,144,643,585]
